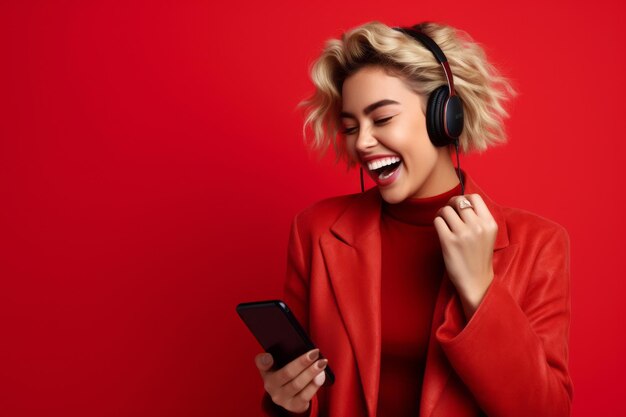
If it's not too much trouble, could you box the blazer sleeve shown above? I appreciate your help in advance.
[435,225,573,417]
[261,215,320,417]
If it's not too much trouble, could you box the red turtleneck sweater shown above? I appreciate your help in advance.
[376,183,462,417]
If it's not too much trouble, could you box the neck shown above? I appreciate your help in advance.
[384,180,462,226]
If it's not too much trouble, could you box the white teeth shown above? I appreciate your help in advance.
[367,156,401,171]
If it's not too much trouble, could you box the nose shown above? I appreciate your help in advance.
[354,126,378,154]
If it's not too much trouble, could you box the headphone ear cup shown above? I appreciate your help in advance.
[426,86,452,147]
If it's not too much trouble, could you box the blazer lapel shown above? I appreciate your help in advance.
[320,189,383,417]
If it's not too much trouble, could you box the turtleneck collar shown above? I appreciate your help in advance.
[382,182,463,226]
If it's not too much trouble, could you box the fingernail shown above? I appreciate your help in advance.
[261,353,272,365]
[314,371,326,386]
[307,349,320,361]
[317,359,328,369]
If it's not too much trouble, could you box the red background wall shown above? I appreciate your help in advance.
[1,1,624,416]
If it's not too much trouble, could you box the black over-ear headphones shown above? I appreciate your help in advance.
[393,25,464,147]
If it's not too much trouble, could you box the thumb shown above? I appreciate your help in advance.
[255,352,274,372]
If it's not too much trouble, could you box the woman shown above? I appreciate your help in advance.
[254,21,572,417]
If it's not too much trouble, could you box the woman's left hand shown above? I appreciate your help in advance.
[434,193,498,320]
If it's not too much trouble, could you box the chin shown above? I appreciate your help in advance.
[379,188,409,205]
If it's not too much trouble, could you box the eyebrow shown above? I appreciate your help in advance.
[340,99,400,119]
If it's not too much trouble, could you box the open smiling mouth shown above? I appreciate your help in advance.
[367,156,402,180]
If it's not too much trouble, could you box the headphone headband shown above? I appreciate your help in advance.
[393,25,464,142]
[392,26,457,97]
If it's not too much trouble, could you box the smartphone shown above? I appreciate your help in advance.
[236,300,335,386]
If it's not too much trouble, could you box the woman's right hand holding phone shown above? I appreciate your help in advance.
[255,349,328,414]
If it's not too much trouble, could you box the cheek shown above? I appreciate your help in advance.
[389,117,427,149]
[409,117,434,147]
[401,131,437,164]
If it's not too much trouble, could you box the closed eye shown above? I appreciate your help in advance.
[341,116,394,135]
[342,126,358,135]
[374,116,393,125]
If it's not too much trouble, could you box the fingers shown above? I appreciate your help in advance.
[277,372,324,414]
[448,195,479,222]
[453,194,497,233]
[464,194,492,219]
[448,194,492,219]
[273,349,320,386]
[293,369,326,404]
[436,205,466,233]
[281,358,328,397]
[256,349,328,414]
[433,215,454,241]
[255,352,274,375]
[435,194,498,238]
[436,194,495,233]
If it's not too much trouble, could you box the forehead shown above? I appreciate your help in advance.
[341,66,414,111]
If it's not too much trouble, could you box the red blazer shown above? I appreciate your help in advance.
[266,172,572,417]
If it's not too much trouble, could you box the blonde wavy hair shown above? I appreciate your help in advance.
[300,21,517,163]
